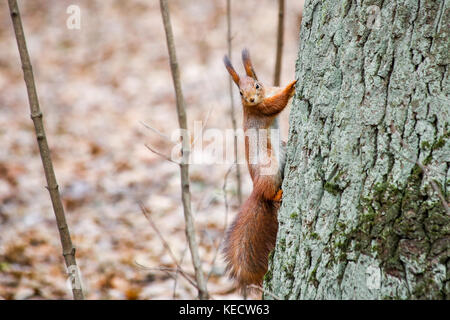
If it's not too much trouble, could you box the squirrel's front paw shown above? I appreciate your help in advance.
[272,189,283,202]
[287,80,297,98]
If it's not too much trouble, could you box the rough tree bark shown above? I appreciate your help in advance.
[265,0,449,299]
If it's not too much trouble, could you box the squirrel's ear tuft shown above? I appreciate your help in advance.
[224,55,240,86]
[241,48,258,80]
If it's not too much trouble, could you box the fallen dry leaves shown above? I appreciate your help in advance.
[0,0,302,299]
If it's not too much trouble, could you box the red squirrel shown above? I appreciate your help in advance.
[223,49,296,289]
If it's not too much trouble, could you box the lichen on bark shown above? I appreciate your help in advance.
[265,0,449,300]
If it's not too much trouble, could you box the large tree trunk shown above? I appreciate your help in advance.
[265,0,449,299]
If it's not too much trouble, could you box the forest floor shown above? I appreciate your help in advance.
[0,0,302,299]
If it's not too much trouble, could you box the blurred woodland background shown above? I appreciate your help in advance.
[0,0,304,299]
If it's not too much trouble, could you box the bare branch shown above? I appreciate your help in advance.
[151,0,212,299]
[139,204,201,289]
[226,0,243,205]
[207,164,234,280]
[140,121,174,144]
[159,0,209,299]
[7,0,83,300]
[273,0,285,87]
[172,244,188,299]
[134,262,198,290]
[145,143,179,164]
[271,0,286,131]
[248,285,281,300]
[191,103,214,149]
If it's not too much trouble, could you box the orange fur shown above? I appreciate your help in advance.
[258,80,296,116]
[273,189,283,202]
[242,48,258,80]
[223,192,279,287]
[223,49,296,289]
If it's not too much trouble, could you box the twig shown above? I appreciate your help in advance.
[172,244,188,299]
[248,285,281,300]
[273,0,285,87]
[134,262,198,290]
[389,122,449,215]
[7,0,83,300]
[191,102,214,149]
[226,0,243,206]
[210,285,238,296]
[145,143,179,164]
[135,262,216,300]
[207,164,234,280]
[139,204,199,289]
[154,3,209,299]
[271,0,285,130]
[140,121,174,144]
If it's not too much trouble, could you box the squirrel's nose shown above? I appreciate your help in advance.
[250,98,255,103]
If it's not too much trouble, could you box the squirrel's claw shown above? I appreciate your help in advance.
[272,189,283,202]
[287,80,297,98]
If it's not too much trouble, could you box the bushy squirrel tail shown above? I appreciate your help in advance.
[223,191,279,289]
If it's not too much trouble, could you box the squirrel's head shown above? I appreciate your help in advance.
[224,48,265,106]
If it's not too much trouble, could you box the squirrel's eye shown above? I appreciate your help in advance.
[255,83,260,89]
[240,91,243,96]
